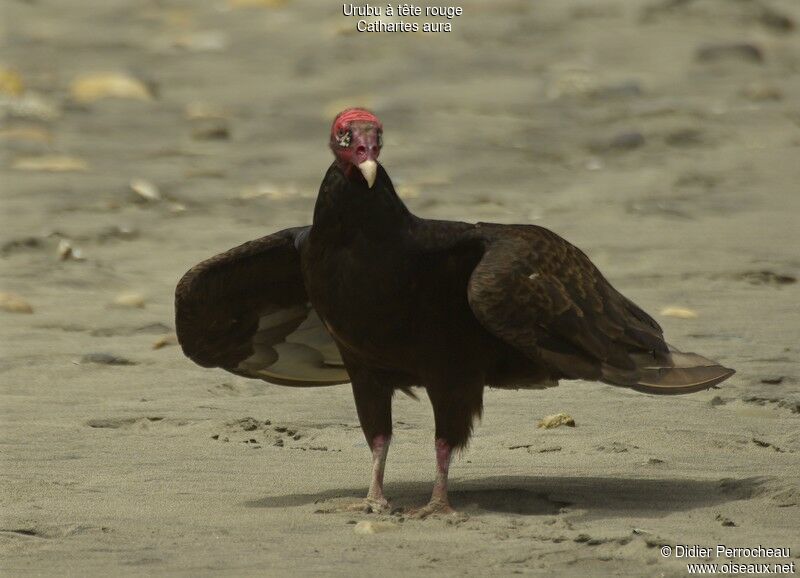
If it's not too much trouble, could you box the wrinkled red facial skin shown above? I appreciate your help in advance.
[330,108,383,179]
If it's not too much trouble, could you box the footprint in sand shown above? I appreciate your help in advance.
[85,416,192,429]
[210,417,340,452]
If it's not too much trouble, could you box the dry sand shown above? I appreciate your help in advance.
[2,0,799,575]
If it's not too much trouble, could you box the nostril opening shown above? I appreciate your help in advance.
[356,145,366,155]
[371,146,378,153]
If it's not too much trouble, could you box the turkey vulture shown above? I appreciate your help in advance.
[175,108,734,517]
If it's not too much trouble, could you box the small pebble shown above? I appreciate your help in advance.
[660,306,698,319]
[112,293,146,309]
[130,179,161,202]
[152,334,178,349]
[537,413,576,429]
[57,239,84,261]
[70,73,153,103]
[0,291,34,314]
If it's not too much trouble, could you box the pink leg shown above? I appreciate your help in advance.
[317,434,391,514]
[409,438,456,518]
[365,434,390,511]
[431,437,452,504]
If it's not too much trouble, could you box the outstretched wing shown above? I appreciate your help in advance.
[467,224,733,394]
[175,226,349,386]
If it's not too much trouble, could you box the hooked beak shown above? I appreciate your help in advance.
[357,160,377,188]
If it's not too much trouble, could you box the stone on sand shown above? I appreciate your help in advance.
[70,73,153,103]
[112,292,146,308]
[660,306,698,319]
[537,413,576,429]
[0,291,34,313]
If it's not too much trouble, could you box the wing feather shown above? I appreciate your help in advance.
[466,224,733,392]
[175,227,349,386]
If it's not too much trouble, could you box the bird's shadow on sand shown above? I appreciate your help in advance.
[243,475,766,517]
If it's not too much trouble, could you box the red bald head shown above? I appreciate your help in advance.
[331,108,382,134]
[330,108,383,188]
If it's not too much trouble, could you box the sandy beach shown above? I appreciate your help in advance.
[2,0,799,575]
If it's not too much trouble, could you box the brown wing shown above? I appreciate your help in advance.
[175,227,349,386]
[467,224,734,393]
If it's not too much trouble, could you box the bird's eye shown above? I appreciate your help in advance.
[377,131,383,148]
[336,130,352,148]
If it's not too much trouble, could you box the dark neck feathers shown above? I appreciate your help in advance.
[311,162,413,241]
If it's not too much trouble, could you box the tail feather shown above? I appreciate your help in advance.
[603,345,735,395]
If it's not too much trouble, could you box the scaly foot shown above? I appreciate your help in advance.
[407,498,456,519]
[360,495,391,514]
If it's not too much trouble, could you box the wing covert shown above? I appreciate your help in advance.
[466,225,670,385]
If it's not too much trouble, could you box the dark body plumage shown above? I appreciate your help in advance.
[177,162,733,449]
[176,110,733,514]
